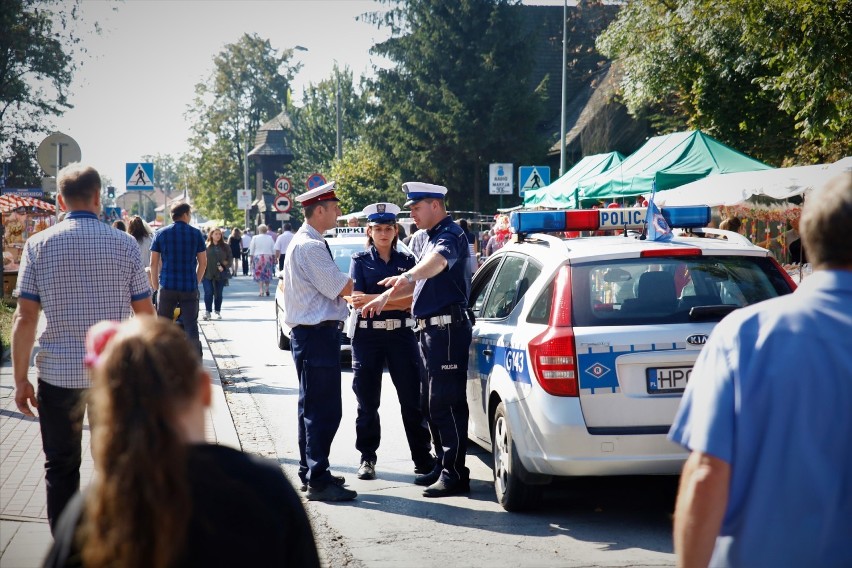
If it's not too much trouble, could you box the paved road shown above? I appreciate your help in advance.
[204,275,677,567]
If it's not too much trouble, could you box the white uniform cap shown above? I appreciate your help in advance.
[402,182,448,207]
[362,202,401,224]
[295,181,339,206]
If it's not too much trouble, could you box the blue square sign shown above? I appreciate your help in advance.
[519,166,550,196]
[126,162,155,191]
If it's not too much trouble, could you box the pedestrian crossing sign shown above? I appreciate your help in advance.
[126,162,154,191]
[519,166,550,196]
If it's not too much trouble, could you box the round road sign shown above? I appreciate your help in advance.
[274,194,292,213]
[37,132,82,176]
[275,176,292,195]
[306,173,327,190]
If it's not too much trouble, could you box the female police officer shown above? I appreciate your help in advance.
[348,203,435,481]
[360,184,473,498]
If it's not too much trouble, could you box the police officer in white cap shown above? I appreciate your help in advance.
[361,182,473,498]
[348,202,435,482]
[282,181,356,501]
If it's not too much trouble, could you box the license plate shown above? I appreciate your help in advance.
[646,366,692,394]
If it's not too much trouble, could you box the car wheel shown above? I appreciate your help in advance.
[276,308,290,350]
[492,402,537,511]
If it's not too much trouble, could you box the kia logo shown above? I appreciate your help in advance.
[687,334,709,345]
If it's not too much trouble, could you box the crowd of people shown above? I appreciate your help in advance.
[9,159,851,567]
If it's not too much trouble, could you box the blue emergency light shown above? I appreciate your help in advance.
[510,206,711,235]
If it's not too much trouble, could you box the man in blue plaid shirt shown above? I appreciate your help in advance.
[150,202,207,353]
[12,163,155,531]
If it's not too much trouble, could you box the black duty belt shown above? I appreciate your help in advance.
[295,320,344,331]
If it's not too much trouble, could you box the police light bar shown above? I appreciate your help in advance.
[510,206,711,235]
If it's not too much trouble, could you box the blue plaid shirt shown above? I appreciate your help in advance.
[150,220,206,292]
[13,211,152,388]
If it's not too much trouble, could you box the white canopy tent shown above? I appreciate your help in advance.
[657,156,852,207]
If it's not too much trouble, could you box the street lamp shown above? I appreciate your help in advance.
[294,46,342,160]
[335,61,342,160]
[559,0,568,177]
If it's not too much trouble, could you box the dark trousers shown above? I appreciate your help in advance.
[351,327,432,465]
[157,287,201,353]
[202,278,225,313]
[291,325,343,488]
[278,254,286,271]
[37,380,89,533]
[418,322,472,483]
[241,249,250,275]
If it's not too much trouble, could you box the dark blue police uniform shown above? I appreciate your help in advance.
[413,214,473,486]
[350,247,433,470]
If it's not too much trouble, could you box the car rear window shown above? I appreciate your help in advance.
[570,255,793,326]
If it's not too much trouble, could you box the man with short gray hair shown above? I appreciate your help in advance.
[669,171,852,567]
[12,163,154,531]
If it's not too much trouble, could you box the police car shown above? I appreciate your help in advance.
[468,205,797,511]
[275,226,412,352]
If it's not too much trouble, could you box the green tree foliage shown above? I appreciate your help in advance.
[597,0,851,165]
[330,140,402,215]
[3,139,42,188]
[0,0,94,155]
[141,152,193,200]
[288,65,370,198]
[366,0,548,210]
[186,33,299,223]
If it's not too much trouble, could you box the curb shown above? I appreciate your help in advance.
[200,324,241,451]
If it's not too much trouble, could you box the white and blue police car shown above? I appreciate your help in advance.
[468,205,797,511]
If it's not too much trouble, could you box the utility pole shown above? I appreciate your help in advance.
[244,131,251,230]
[336,66,343,160]
[559,0,568,178]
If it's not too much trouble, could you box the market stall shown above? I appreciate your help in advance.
[2,194,57,296]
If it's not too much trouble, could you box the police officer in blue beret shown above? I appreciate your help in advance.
[348,202,435,482]
[282,181,356,502]
[361,182,473,498]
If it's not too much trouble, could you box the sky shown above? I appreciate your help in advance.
[50,0,568,190]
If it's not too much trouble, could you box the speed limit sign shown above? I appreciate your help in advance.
[275,176,292,195]
[274,194,292,213]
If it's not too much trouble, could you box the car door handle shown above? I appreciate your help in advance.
[482,348,493,356]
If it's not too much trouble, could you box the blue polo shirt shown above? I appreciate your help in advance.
[150,220,206,292]
[669,270,852,567]
[350,245,415,320]
[412,215,470,318]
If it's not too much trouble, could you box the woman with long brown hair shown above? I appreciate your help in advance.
[45,316,319,568]
[202,227,232,320]
[347,203,434,483]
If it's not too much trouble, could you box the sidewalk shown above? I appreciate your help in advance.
[0,320,240,567]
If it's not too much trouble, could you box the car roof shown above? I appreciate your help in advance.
[498,231,770,265]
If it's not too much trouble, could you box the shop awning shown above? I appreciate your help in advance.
[577,130,771,202]
[658,156,852,206]
[0,194,56,213]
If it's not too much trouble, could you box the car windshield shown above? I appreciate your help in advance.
[570,255,793,326]
[329,241,412,274]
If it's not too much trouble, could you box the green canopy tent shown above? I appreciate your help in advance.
[577,130,771,202]
[523,152,624,209]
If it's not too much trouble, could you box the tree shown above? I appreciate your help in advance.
[186,33,300,223]
[3,139,42,188]
[288,65,370,197]
[597,0,852,165]
[0,0,93,157]
[366,0,548,211]
[330,140,402,215]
